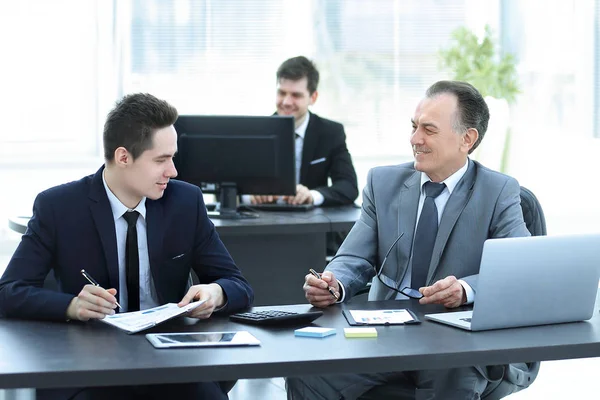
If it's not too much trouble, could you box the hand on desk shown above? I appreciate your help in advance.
[250,185,314,205]
[178,283,225,319]
[304,270,340,308]
[418,276,466,308]
[282,185,314,205]
[250,195,277,204]
[66,285,118,321]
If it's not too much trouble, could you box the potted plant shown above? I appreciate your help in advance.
[438,25,520,172]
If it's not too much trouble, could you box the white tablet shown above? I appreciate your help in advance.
[146,331,261,349]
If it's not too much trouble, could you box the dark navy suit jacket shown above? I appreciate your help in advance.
[300,112,358,206]
[0,166,254,321]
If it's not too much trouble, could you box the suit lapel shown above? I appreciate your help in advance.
[300,112,318,184]
[88,166,119,290]
[392,171,421,295]
[426,160,477,283]
[146,199,165,303]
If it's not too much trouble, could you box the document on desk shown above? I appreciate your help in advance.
[100,301,205,334]
[342,309,420,326]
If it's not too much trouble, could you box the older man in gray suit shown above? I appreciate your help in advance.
[286,81,538,399]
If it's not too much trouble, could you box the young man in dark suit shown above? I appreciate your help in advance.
[0,93,253,400]
[248,56,358,207]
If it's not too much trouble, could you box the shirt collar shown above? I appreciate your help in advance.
[420,159,469,195]
[102,169,147,221]
[295,112,310,139]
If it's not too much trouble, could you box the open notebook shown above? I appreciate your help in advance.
[100,301,205,334]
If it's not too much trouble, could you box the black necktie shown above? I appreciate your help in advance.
[411,182,446,289]
[123,211,140,312]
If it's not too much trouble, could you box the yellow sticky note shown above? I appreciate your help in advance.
[344,327,378,338]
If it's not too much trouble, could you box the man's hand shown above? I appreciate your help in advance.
[418,276,466,308]
[250,195,277,204]
[303,270,339,308]
[178,283,225,319]
[66,285,118,321]
[284,184,314,205]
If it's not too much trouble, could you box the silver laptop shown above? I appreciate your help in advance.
[425,234,600,331]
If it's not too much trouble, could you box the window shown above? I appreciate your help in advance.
[596,0,600,137]
[122,0,468,158]
[0,1,105,164]
[501,0,595,141]
[123,0,288,116]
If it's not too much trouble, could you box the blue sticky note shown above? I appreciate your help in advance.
[294,327,336,338]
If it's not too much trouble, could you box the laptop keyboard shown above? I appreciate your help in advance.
[240,203,315,212]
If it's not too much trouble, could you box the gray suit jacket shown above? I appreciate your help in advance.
[327,159,530,301]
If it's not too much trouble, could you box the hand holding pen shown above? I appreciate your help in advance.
[308,269,340,303]
[65,270,120,321]
[81,270,122,309]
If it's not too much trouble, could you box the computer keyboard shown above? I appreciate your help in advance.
[229,310,324,326]
[241,203,315,212]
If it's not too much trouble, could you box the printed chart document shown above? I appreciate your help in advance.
[342,309,420,326]
[100,301,206,334]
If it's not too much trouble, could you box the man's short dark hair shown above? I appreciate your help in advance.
[425,81,490,154]
[276,56,320,94]
[103,93,178,161]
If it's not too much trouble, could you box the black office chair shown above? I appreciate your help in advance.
[357,186,545,400]
[519,185,546,236]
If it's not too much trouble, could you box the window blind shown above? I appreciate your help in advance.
[124,0,467,157]
[0,0,101,162]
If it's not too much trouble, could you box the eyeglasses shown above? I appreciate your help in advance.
[326,231,424,299]
[397,286,424,299]
[372,232,424,300]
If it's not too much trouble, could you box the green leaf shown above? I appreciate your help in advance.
[438,24,520,104]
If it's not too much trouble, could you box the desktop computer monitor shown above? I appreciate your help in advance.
[173,115,296,219]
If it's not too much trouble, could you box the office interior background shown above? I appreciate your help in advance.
[0,0,599,398]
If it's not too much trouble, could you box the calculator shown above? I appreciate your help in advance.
[229,310,324,326]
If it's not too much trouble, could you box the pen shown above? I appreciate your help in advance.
[309,269,339,300]
[80,269,122,309]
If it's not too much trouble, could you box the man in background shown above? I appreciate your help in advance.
[0,93,253,400]
[246,55,358,207]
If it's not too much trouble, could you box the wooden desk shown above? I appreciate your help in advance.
[1,296,599,392]
[7,207,361,306]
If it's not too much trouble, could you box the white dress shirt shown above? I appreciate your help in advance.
[293,113,325,206]
[102,171,160,311]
